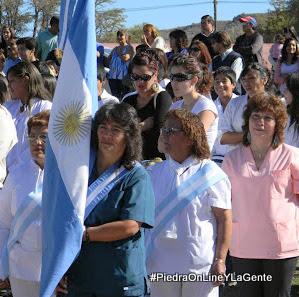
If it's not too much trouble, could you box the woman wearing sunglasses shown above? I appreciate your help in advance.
[122,49,172,160]
[147,109,232,297]
[189,40,212,68]
[169,54,218,150]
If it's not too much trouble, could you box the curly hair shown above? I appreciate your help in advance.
[91,103,143,169]
[189,40,212,65]
[165,109,210,159]
[27,110,50,135]
[280,38,299,64]
[242,93,287,148]
[286,72,299,134]
[128,48,159,74]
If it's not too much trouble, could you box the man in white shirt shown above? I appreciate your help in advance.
[212,67,238,164]
[97,65,119,109]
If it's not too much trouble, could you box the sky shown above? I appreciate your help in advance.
[108,0,272,29]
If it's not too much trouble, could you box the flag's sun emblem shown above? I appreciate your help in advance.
[53,101,90,145]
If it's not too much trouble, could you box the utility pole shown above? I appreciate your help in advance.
[214,0,218,29]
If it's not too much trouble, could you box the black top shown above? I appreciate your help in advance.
[233,31,264,66]
[123,91,172,160]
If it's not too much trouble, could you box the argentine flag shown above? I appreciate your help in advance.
[40,0,97,296]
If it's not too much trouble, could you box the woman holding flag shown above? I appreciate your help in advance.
[65,103,155,297]
[0,110,50,297]
[147,109,232,297]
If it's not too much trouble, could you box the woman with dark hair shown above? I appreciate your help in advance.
[284,72,299,147]
[166,29,189,64]
[220,62,269,151]
[274,37,299,93]
[0,25,16,57]
[6,61,52,169]
[123,49,172,160]
[62,103,155,297]
[168,54,218,150]
[42,74,56,100]
[0,111,50,297]
[147,109,232,297]
[107,30,134,100]
[17,37,40,69]
[189,40,212,67]
[222,94,299,297]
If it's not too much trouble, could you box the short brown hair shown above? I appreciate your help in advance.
[27,110,50,135]
[242,93,287,148]
[211,31,232,50]
[165,109,210,159]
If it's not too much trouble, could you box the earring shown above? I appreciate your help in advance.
[151,82,160,93]
[247,131,251,143]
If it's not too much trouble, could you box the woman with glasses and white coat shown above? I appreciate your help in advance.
[122,49,172,160]
[147,109,232,297]
[0,111,51,297]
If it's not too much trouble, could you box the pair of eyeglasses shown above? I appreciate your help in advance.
[250,113,275,122]
[28,134,48,143]
[130,73,154,82]
[169,73,194,82]
[189,47,200,52]
[160,127,183,136]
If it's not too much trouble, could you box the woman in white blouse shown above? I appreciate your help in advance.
[169,54,218,150]
[220,63,268,152]
[147,109,232,297]
[5,61,52,170]
[274,37,299,94]
[0,111,50,297]
[141,24,168,52]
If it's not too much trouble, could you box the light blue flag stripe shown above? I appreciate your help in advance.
[40,0,97,296]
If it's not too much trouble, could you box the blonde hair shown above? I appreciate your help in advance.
[143,24,158,39]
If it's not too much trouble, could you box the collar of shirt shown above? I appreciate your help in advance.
[169,156,200,176]
[221,48,233,61]
[215,93,238,113]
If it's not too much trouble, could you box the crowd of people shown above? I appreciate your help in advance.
[0,12,298,297]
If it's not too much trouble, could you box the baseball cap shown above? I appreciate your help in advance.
[239,16,257,27]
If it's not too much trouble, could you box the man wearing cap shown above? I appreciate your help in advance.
[191,15,217,58]
[233,16,263,66]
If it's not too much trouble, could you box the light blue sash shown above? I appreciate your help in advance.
[84,163,134,220]
[147,161,227,257]
[2,179,43,277]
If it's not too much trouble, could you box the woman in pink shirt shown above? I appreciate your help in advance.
[222,93,299,297]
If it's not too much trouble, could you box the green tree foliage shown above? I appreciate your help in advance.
[30,0,59,37]
[260,0,294,42]
[0,0,32,35]
[96,0,125,39]
[287,0,299,31]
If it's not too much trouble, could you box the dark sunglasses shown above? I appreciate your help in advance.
[189,47,200,52]
[130,73,154,82]
[169,73,194,82]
